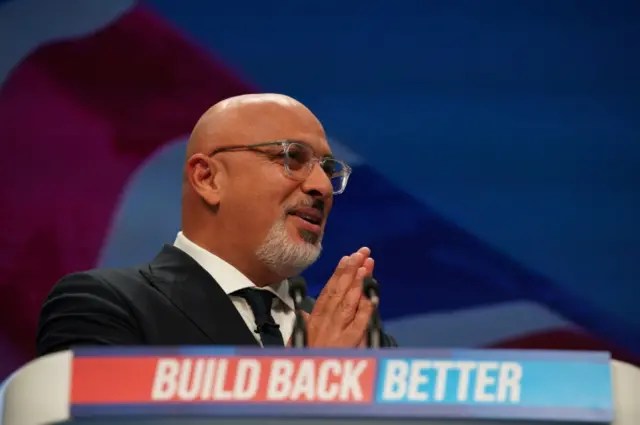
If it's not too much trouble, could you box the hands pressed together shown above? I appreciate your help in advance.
[298,247,375,348]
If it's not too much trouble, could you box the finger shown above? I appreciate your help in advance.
[363,257,374,277]
[300,311,314,334]
[357,334,367,348]
[341,255,373,301]
[356,248,371,274]
[345,297,374,347]
[314,255,367,342]
[313,255,349,316]
[357,246,371,260]
[322,252,365,316]
[334,267,367,327]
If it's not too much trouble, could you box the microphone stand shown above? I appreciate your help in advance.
[292,308,308,348]
[289,277,308,348]
[363,277,382,349]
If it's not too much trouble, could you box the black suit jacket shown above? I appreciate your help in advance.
[37,245,396,356]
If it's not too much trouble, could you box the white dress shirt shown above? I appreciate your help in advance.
[173,231,295,346]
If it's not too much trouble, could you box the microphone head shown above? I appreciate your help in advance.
[362,276,379,297]
[288,276,307,298]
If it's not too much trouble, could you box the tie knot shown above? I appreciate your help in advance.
[234,288,276,319]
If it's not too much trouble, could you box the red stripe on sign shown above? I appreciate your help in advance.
[72,358,160,403]
[72,356,376,404]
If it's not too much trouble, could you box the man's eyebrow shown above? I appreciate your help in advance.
[289,139,334,158]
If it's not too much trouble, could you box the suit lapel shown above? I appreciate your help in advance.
[142,245,259,346]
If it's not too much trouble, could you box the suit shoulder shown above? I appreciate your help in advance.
[44,268,141,315]
[37,267,147,356]
[49,265,149,300]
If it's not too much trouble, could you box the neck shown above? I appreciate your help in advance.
[183,230,284,287]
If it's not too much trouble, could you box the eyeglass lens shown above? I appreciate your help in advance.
[284,143,348,194]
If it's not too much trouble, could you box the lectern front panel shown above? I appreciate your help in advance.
[2,347,621,425]
[67,347,612,424]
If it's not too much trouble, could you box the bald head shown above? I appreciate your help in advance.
[186,93,325,158]
[179,93,336,285]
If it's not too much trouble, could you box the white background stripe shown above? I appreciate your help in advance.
[385,300,579,347]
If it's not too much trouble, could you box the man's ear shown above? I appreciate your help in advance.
[186,153,222,207]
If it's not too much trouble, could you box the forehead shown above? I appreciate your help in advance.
[228,101,331,155]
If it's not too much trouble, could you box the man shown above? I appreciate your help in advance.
[37,93,396,355]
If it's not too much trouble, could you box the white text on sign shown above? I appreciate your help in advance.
[150,357,375,403]
[381,360,523,403]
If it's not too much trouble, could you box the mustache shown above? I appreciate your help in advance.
[285,198,325,215]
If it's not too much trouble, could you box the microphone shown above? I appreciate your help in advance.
[363,276,382,349]
[288,276,308,348]
[363,276,380,306]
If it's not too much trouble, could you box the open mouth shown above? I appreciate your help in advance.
[288,207,323,226]
[292,213,321,225]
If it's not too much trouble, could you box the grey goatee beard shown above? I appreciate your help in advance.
[255,215,322,278]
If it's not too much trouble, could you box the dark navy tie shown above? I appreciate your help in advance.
[234,288,284,346]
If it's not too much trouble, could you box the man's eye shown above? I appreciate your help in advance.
[265,150,286,159]
[321,158,338,175]
[288,151,306,162]
[322,164,335,175]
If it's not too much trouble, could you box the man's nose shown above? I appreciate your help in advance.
[300,163,333,199]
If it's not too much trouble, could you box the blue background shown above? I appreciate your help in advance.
[0,0,638,379]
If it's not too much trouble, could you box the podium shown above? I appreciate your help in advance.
[1,348,639,425]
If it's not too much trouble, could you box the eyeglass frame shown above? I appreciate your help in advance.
[207,140,352,195]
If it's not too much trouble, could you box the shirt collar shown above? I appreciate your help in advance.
[173,232,294,310]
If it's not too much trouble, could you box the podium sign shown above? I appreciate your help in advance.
[69,348,613,423]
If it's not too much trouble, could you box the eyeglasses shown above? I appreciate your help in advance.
[209,140,352,195]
